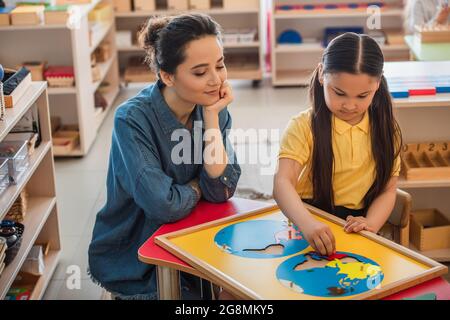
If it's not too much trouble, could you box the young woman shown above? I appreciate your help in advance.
[88,13,241,300]
[404,0,449,34]
[274,33,402,257]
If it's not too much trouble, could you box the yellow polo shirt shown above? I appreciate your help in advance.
[279,108,401,210]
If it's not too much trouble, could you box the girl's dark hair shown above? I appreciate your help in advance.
[138,13,222,75]
[309,32,402,213]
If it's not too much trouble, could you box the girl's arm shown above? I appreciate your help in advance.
[345,176,398,234]
[274,159,336,256]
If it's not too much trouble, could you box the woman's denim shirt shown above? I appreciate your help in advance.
[88,81,241,299]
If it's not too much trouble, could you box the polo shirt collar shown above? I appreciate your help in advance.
[333,111,370,135]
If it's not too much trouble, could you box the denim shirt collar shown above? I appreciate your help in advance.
[151,80,203,135]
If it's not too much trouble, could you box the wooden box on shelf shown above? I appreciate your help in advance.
[168,0,189,10]
[401,142,450,181]
[411,209,450,252]
[44,66,75,88]
[10,6,45,26]
[44,5,69,25]
[224,0,258,10]
[415,25,450,43]
[52,125,80,154]
[134,0,156,11]
[95,42,111,62]
[89,2,114,22]
[55,0,91,4]
[3,69,32,108]
[189,0,210,10]
[0,7,13,26]
[113,0,132,12]
[21,62,46,81]
[5,189,28,223]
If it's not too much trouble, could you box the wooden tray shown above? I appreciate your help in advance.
[401,142,450,181]
[156,204,447,300]
[415,25,450,43]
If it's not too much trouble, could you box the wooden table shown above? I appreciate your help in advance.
[405,35,450,61]
[139,197,450,300]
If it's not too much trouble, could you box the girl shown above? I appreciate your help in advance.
[404,0,449,34]
[273,33,402,257]
[88,13,241,300]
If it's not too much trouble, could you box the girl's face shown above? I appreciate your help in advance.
[165,35,227,107]
[320,71,380,125]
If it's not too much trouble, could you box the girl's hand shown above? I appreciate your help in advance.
[301,216,336,256]
[203,81,233,116]
[344,216,375,233]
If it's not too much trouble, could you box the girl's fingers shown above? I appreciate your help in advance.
[313,237,327,256]
[325,229,336,254]
[345,221,360,233]
[319,233,334,256]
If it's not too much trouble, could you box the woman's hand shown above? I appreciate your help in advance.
[344,216,375,233]
[301,216,336,256]
[203,81,233,117]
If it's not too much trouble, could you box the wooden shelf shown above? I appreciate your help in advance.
[28,250,60,300]
[273,69,313,86]
[394,94,450,109]
[53,147,84,157]
[0,197,57,299]
[118,41,260,52]
[398,177,450,189]
[274,8,404,19]
[94,85,120,131]
[227,68,263,80]
[92,54,117,93]
[275,43,408,54]
[0,83,47,142]
[0,142,52,221]
[48,86,77,95]
[89,20,114,54]
[115,8,259,18]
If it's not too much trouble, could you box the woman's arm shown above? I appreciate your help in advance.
[345,176,398,233]
[199,82,241,203]
[274,159,336,256]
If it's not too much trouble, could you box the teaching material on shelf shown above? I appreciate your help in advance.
[224,0,259,10]
[275,1,389,15]
[55,0,91,4]
[415,24,450,44]
[401,142,450,181]
[2,68,32,108]
[44,5,69,25]
[52,125,80,154]
[387,75,450,98]
[167,0,188,11]
[20,245,45,276]
[89,1,113,22]
[95,41,111,62]
[21,62,45,82]
[323,26,364,46]
[1,220,24,267]
[0,159,9,197]
[411,209,450,252]
[115,29,132,47]
[384,29,406,45]
[0,140,30,184]
[10,5,45,25]
[156,204,447,300]
[189,0,210,10]
[113,0,132,12]
[4,189,28,223]
[133,0,155,11]
[43,66,75,88]
[124,56,156,83]
[0,7,13,26]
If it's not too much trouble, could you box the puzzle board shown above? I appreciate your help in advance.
[156,205,447,300]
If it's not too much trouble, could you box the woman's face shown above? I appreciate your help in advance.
[321,71,380,125]
[167,35,227,107]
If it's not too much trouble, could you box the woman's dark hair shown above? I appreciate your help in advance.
[308,32,402,213]
[138,13,222,75]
